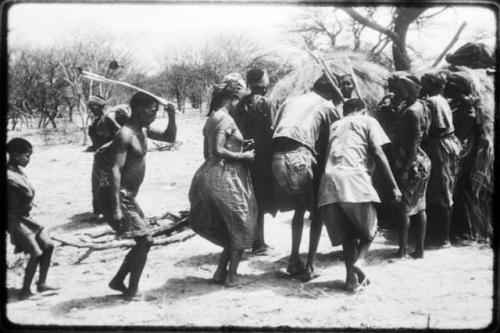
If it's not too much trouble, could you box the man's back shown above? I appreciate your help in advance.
[318,114,389,206]
[273,92,339,155]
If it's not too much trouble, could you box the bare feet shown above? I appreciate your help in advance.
[224,275,243,288]
[353,266,370,287]
[298,266,319,282]
[251,243,271,255]
[18,289,35,300]
[396,248,408,258]
[109,280,128,294]
[212,268,227,284]
[286,259,306,276]
[410,250,424,259]
[37,283,59,293]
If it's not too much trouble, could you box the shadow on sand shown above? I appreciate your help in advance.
[51,293,131,317]
[53,212,105,233]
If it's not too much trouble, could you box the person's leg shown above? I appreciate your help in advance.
[109,246,137,293]
[411,210,427,258]
[19,254,39,299]
[252,210,268,253]
[126,235,153,297]
[439,206,452,247]
[213,246,230,283]
[35,230,58,292]
[288,207,306,275]
[302,210,322,281]
[226,248,244,286]
[343,235,359,291]
[397,209,410,258]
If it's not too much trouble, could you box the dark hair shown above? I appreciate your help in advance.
[7,137,33,155]
[312,73,339,94]
[207,85,242,116]
[129,92,158,112]
[246,68,265,85]
[343,98,366,115]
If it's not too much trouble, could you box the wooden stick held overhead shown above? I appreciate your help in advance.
[81,71,181,114]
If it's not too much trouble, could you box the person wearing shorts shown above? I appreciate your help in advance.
[316,99,401,293]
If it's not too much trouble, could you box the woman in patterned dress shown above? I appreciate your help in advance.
[189,73,257,287]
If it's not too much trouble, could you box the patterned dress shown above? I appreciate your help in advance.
[189,108,257,250]
[424,95,462,208]
[391,100,431,215]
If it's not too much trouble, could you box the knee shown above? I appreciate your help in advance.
[136,235,154,250]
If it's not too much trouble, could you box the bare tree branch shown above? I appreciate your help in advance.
[342,8,400,42]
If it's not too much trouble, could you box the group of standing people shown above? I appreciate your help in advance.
[188,66,478,293]
[6,63,478,300]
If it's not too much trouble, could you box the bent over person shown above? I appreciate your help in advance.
[7,138,59,300]
[271,74,342,278]
[189,73,256,287]
[317,99,401,293]
[93,92,177,298]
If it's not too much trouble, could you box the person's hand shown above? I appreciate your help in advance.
[243,139,255,151]
[241,149,255,161]
[399,169,409,183]
[166,103,176,117]
[112,209,123,222]
[389,187,402,203]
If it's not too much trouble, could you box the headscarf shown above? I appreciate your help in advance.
[447,71,476,97]
[396,74,422,98]
[87,95,108,107]
[218,72,247,99]
[208,73,247,114]
[246,68,269,88]
[421,71,447,92]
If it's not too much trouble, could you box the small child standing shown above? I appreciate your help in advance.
[7,138,58,300]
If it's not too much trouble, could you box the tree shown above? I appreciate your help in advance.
[55,33,133,144]
[342,6,451,70]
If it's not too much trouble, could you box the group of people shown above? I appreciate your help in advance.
[6,63,477,300]
[187,67,477,292]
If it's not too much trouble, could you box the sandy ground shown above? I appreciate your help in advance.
[5,111,496,329]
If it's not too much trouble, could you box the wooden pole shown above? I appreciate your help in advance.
[432,22,467,67]
[304,47,345,104]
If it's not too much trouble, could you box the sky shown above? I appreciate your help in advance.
[7,3,497,73]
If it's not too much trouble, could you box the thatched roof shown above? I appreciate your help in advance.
[268,50,390,112]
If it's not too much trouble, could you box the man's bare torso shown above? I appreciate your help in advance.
[121,125,148,194]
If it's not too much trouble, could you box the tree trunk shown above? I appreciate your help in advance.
[392,7,427,71]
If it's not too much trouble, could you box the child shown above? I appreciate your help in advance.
[7,138,58,300]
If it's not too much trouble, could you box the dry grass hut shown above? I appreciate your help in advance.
[268,50,390,112]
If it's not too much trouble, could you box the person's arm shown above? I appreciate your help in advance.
[372,144,401,202]
[214,132,254,161]
[108,130,130,221]
[203,136,209,160]
[399,110,420,182]
[146,104,177,142]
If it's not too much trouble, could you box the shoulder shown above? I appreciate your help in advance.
[114,126,134,144]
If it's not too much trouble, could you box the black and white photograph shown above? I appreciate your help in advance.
[2,0,497,330]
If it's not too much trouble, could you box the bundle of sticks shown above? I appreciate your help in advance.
[52,210,193,264]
